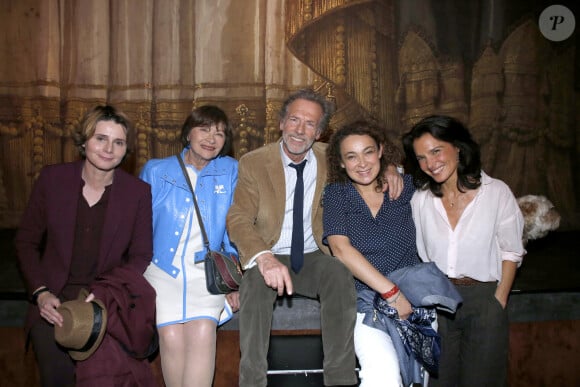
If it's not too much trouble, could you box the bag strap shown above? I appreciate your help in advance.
[176,154,210,251]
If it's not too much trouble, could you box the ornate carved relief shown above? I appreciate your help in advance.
[150,123,181,160]
[438,61,467,123]
[287,0,399,136]
[234,104,262,159]
[285,0,369,38]
[134,105,152,171]
[500,20,545,142]
[333,20,347,87]
[396,30,439,128]
[470,44,504,170]
[265,101,282,145]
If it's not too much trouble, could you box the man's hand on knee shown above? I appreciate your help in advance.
[256,253,294,296]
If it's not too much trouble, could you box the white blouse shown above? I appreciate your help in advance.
[411,172,526,283]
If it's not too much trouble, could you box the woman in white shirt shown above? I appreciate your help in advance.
[402,115,525,387]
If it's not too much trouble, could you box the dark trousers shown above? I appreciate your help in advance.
[29,319,75,387]
[430,282,509,387]
[238,250,358,387]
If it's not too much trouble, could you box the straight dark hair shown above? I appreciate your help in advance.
[402,115,481,197]
[180,105,233,157]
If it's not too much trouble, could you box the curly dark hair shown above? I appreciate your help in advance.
[402,115,481,196]
[327,121,403,191]
[180,105,233,157]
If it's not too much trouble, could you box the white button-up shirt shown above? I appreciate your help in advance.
[411,172,526,282]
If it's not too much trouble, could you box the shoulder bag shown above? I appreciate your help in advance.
[176,154,243,294]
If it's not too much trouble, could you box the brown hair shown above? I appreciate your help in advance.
[402,114,481,196]
[180,105,233,157]
[327,121,403,190]
[73,105,134,158]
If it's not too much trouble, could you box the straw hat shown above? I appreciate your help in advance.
[54,289,108,361]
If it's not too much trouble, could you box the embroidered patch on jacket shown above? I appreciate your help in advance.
[214,184,226,194]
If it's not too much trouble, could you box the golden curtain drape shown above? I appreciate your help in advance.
[1,0,578,230]
[0,0,324,227]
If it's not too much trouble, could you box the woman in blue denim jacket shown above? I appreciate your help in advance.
[139,106,239,387]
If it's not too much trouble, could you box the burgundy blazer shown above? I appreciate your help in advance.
[90,265,157,359]
[15,160,153,332]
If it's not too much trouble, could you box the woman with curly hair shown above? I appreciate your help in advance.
[322,121,423,386]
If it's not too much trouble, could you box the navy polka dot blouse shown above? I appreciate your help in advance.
[322,174,420,292]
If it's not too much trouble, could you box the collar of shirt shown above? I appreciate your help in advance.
[278,142,317,197]
[279,142,312,167]
[271,143,318,255]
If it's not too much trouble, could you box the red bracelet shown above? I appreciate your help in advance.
[381,285,399,300]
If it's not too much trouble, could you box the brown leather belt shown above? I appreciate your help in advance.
[448,277,480,286]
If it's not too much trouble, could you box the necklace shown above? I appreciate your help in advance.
[446,192,462,208]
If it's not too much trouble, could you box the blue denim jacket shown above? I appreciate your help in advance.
[357,262,463,386]
[139,148,238,278]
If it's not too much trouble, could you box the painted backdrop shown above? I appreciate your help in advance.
[0,0,578,229]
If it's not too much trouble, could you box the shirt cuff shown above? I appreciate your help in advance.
[243,250,272,270]
[502,251,525,267]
